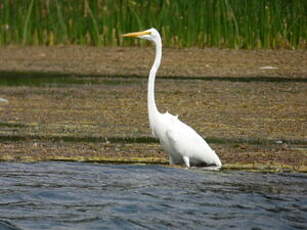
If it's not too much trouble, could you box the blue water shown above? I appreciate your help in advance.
[0,162,306,230]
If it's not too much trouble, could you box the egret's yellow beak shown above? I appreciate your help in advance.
[121,30,151,38]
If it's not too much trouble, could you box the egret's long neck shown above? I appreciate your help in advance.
[148,37,162,125]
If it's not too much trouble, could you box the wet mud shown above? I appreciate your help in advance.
[0,46,306,171]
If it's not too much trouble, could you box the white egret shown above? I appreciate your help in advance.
[122,28,222,170]
[0,98,8,103]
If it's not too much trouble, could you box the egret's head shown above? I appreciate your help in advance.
[122,28,160,42]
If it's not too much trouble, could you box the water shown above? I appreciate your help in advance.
[1,72,307,88]
[0,162,306,230]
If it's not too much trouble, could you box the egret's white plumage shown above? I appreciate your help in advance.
[122,28,222,170]
[0,98,8,103]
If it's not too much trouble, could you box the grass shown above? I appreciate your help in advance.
[0,0,306,48]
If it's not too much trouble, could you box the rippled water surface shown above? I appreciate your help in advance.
[0,162,306,230]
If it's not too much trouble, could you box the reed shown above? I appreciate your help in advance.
[0,0,306,48]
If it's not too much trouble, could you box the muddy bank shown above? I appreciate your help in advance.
[0,46,306,78]
[0,46,306,172]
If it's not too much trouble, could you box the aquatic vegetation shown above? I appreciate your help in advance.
[0,0,306,48]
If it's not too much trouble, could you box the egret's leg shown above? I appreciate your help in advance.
[183,156,190,168]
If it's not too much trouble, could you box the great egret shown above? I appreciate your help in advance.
[122,28,222,170]
[0,98,8,103]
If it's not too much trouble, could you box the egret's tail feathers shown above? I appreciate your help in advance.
[215,158,222,169]
[190,163,221,171]
[201,159,222,171]
[202,165,222,171]
[213,150,222,169]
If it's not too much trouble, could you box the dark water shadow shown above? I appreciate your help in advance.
[0,71,139,87]
[0,134,306,146]
[0,122,27,128]
[1,71,307,87]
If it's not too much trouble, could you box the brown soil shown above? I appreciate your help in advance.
[0,46,306,78]
[0,46,306,172]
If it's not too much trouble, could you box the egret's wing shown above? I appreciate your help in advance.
[165,117,218,165]
[165,119,205,155]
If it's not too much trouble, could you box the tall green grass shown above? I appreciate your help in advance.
[0,0,306,48]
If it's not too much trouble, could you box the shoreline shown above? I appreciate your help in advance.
[0,46,306,172]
